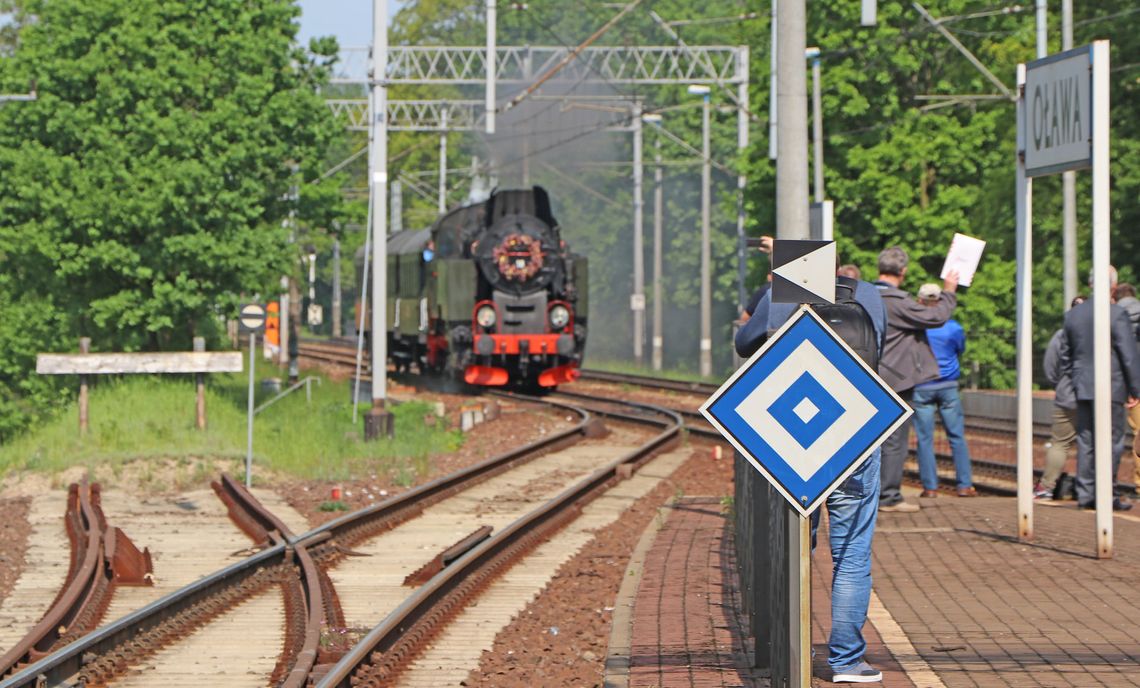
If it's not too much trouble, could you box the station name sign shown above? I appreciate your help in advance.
[1023,46,1092,178]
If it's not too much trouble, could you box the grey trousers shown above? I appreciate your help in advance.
[1041,405,1078,492]
[879,390,914,506]
[1074,400,1125,506]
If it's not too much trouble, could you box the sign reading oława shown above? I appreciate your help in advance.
[1024,46,1092,178]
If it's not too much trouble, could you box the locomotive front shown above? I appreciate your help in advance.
[462,188,586,387]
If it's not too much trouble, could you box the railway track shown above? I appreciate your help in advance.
[3,390,688,687]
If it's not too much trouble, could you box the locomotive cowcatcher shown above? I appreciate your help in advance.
[356,187,588,388]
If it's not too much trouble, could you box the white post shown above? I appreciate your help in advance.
[1091,41,1112,559]
[776,0,811,682]
[1061,0,1077,310]
[369,0,391,427]
[632,104,645,365]
[246,333,256,488]
[439,108,448,214]
[699,94,713,378]
[279,277,290,366]
[1035,0,1047,59]
[1015,63,1034,541]
[768,0,778,160]
[652,135,664,372]
[332,238,342,337]
[737,45,750,310]
[810,53,823,203]
[485,0,496,134]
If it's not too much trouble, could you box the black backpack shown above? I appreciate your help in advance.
[812,277,879,371]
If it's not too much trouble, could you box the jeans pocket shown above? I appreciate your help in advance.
[835,469,867,498]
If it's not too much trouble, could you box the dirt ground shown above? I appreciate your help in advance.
[0,497,31,608]
[463,438,734,688]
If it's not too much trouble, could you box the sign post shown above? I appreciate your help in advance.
[1016,42,1111,557]
[239,304,268,489]
[702,248,910,685]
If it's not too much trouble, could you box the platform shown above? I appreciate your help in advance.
[608,494,1140,687]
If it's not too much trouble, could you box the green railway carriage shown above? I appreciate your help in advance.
[355,187,588,388]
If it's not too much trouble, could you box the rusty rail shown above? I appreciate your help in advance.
[0,481,151,680]
[2,399,592,688]
[313,396,682,688]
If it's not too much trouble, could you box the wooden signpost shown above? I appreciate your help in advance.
[37,338,243,434]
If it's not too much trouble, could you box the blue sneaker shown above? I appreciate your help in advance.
[832,660,882,683]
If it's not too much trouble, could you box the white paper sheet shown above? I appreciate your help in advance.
[940,233,986,287]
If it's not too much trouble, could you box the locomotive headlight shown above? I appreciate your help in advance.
[476,305,497,329]
[549,305,571,329]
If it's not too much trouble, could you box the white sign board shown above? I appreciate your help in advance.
[1024,47,1091,177]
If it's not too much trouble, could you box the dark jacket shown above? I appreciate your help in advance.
[1043,329,1076,411]
[734,280,886,359]
[873,282,956,394]
[1061,299,1140,403]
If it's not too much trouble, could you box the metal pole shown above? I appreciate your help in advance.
[369,0,393,436]
[485,0,496,134]
[439,109,448,214]
[633,105,645,365]
[1035,0,1047,59]
[1015,63,1034,542]
[1091,41,1112,558]
[737,45,751,310]
[768,0,778,160]
[776,0,811,684]
[1061,0,1077,310]
[352,192,374,425]
[652,135,665,371]
[279,278,290,367]
[246,333,255,488]
[332,238,342,338]
[699,94,713,378]
[811,54,823,203]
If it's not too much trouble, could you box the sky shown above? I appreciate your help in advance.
[295,0,403,50]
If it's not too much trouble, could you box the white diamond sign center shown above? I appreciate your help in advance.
[700,306,911,516]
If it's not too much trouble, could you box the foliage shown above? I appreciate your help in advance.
[0,0,345,439]
[0,366,463,480]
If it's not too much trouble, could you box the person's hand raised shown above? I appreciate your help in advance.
[943,269,960,294]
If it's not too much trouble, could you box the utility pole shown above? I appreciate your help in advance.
[1061,0,1077,309]
[776,1,811,686]
[439,109,448,213]
[332,237,342,338]
[652,134,664,371]
[632,104,645,365]
[769,0,778,160]
[695,86,713,378]
[485,0,496,134]
[368,0,394,439]
[736,46,751,310]
[808,47,823,202]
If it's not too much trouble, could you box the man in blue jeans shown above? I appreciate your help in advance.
[912,283,975,497]
[736,271,886,683]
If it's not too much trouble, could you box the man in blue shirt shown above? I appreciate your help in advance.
[912,283,975,497]
[735,271,887,684]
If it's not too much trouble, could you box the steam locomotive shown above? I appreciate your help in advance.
[356,187,588,388]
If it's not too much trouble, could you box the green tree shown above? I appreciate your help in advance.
[0,0,343,439]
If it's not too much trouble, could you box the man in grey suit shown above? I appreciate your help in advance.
[1063,267,1140,511]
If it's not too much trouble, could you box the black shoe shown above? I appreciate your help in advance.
[1079,498,1133,512]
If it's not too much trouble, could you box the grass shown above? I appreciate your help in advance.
[0,360,462,483]
[582,358,723,385]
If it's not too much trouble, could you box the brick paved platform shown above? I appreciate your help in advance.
[616,494,1140,687]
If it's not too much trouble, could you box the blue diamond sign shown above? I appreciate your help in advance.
[701,306,911,516]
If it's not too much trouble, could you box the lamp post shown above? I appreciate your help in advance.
[689,84,713,378]
[642,113,665,371]
[805,47,823,203]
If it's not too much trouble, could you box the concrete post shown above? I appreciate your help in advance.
[194,337,206,430]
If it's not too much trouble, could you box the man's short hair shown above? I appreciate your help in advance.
[878,247,908,276]
[837,264,861,280]
[1115,283,1136,300]
[1088,265,1118,288]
